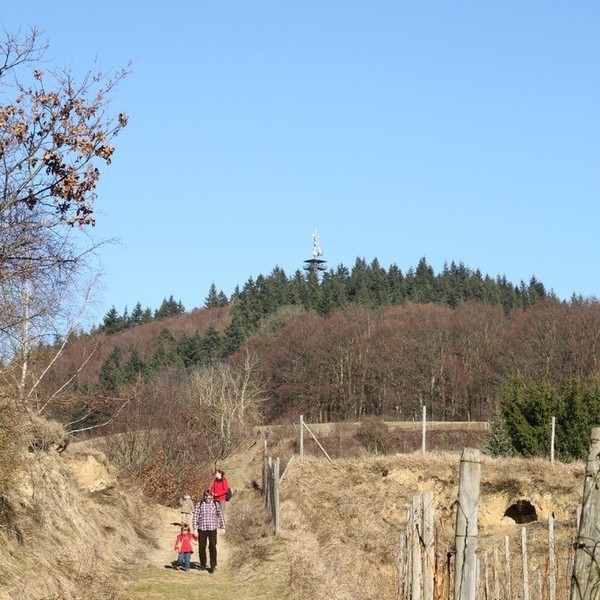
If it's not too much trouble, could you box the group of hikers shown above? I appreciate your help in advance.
[172,469,231,573]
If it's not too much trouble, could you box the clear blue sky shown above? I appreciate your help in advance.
[3,2,599,325]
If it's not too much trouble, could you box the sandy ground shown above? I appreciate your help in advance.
[146,503,231,571]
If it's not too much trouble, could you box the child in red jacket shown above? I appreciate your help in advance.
[173,523,198,571]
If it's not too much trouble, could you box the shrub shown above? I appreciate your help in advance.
[356,417,389,454]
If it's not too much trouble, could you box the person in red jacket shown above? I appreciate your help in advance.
[210,469,231,515]
[173,523,197,571]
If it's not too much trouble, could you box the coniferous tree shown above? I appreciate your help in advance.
[319,268,348,315]
[216,291,229,306]
[487,412,515,457]
[204,283,221,309]
[348,257,372,305]
[177,333,203,367]
[411,257,437,303]
[125,348,146,381]
[99,347,128,391]
[103,306,126,335]
[155,296,185,320]
[387,263,406,304]
[130,302,144,326]
[201,326,223,364]
[368,258,389,307]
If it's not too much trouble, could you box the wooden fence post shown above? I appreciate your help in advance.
[300,415,304,460]
[454,447,481,600]
[398,529,407,600]
[411,495,423,600]
[493,543,500,600]
[549,515,557,600]
[422,491,435,600]
[273,457,280,535]
[522,527,529,600]
[570,427,600,600]
[406,505,414,600]
[422,405,427,453]
[551,416,556,463]
[505,535,512,600]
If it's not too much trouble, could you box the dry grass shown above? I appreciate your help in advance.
[0,419,587,600]
[266,452,584,600]
[0,443,157,600]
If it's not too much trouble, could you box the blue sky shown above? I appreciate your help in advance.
[2,2,599,325]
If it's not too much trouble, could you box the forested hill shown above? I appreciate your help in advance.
[38,255,600,469]
[101,256,551,338]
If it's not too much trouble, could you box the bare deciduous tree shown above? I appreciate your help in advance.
[0,26,128,409]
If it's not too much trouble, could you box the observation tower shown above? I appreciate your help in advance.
[303,229,327,275]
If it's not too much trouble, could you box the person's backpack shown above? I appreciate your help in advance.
[226,487,233,501]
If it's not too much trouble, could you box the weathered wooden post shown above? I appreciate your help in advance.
[273,457,280,535]
[505,535,512,599]
[300,415,304,460]
[398,529,407,600]
[265,455,272,510]
[551,416,556,463]
[411,494,423,600]
[454,448,481,600]
[570,427,600,600]
[493,543,500,600]
[263,438,269,489]
[422,491,435,600]
[405,506,413,600]
[549,515,557,600]
[422,405,427,453]
[522,527,530,600]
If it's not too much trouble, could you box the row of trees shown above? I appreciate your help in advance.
[101,296,186,334]
[224,258,550,352]
[98,326,224,390]
[85,293,600,461]
[99,258,550,350]
[489,376,600,461]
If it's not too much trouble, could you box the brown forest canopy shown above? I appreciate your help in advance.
[244,298,600,424]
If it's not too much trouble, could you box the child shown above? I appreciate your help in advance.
[179,494,195,527]
[173,523,197,571]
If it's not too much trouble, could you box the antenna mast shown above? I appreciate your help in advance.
[303,228,327,275]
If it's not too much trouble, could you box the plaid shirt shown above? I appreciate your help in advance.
[192,499,225,531]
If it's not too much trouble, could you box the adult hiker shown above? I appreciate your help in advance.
[210,469,231,515]
[192,489,225,573]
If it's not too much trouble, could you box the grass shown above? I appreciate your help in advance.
[122,566,287,600]
[0,419,587,599]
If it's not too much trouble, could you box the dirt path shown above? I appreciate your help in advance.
[120,439,283,599]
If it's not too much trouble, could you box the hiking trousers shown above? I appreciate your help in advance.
[198,529,218,568]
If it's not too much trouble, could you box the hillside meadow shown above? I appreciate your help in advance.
[0,425,586,599]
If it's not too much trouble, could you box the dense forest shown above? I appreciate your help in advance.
[30,256,600,478]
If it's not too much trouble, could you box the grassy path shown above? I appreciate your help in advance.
[120,440,287,599]
[121,504,284,600]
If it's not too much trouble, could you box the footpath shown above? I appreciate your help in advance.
[121,504,243,600]
[120,440,284,600]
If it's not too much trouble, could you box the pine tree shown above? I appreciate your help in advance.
[204,283,220,309]
[103,306,126,335]
[486,412,515,457]
[99,347,127,391]
[155,295,185,319]
[125,348,146,381]
[130,302,144,326]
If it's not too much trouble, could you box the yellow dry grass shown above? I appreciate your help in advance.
[0,426,587,600]
[0,444,155,600]
[272,452,583,600]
